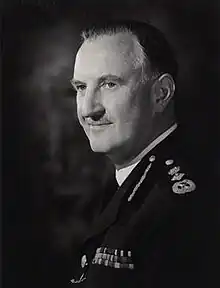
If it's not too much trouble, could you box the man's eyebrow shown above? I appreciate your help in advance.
[70,79,86,87]
[98,74,124,83]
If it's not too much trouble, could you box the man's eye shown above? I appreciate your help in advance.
[76,84,86,92]
[102,82,117,89]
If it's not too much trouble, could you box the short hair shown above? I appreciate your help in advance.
[80,20,178,81]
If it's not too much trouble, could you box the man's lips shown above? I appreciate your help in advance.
[85,122,113,129]
[86,121,113,126]
[89,123,112,126]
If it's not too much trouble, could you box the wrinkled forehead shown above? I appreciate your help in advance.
[73,33,140,81]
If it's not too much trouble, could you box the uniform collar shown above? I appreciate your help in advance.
[115,123,178,186]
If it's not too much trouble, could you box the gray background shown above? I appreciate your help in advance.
[3,1,219,287]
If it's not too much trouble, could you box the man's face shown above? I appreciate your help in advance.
[73,33,155,164]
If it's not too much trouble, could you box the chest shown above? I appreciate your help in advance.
[84,180,177,268]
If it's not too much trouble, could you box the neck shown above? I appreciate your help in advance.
[109,120,176,170]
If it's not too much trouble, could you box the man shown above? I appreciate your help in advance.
[69,20,206,287]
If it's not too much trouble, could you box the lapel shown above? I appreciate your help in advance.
[85,128,181,241]
[86,155,160,240]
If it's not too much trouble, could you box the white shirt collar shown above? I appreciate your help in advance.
[115,123,178,186]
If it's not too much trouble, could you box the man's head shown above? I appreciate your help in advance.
[72,20,178,166]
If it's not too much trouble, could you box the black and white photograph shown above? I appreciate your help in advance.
[2,1,220,287]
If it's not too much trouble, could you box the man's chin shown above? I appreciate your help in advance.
[89,141,112,154]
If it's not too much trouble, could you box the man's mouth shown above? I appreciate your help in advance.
[90,123,111,126]
[86,122,113,129]
[86,120,112,126]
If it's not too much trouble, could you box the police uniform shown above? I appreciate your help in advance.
[69,124,208,288]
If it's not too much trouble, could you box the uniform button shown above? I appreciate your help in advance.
[165,159,174,166]
[149,155,156,162]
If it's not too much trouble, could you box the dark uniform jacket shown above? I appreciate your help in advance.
[69,129,211,288]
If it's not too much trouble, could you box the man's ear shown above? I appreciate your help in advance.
[151,73,175,113]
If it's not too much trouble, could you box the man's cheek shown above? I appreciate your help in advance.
[76,108,83,123]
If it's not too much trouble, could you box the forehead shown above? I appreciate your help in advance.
[74,33,138,81]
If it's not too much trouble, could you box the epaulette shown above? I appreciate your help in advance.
[164,158,196,195]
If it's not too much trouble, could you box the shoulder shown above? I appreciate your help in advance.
[158,156,197,197]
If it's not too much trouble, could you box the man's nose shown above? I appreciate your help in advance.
[81,89,105,120]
